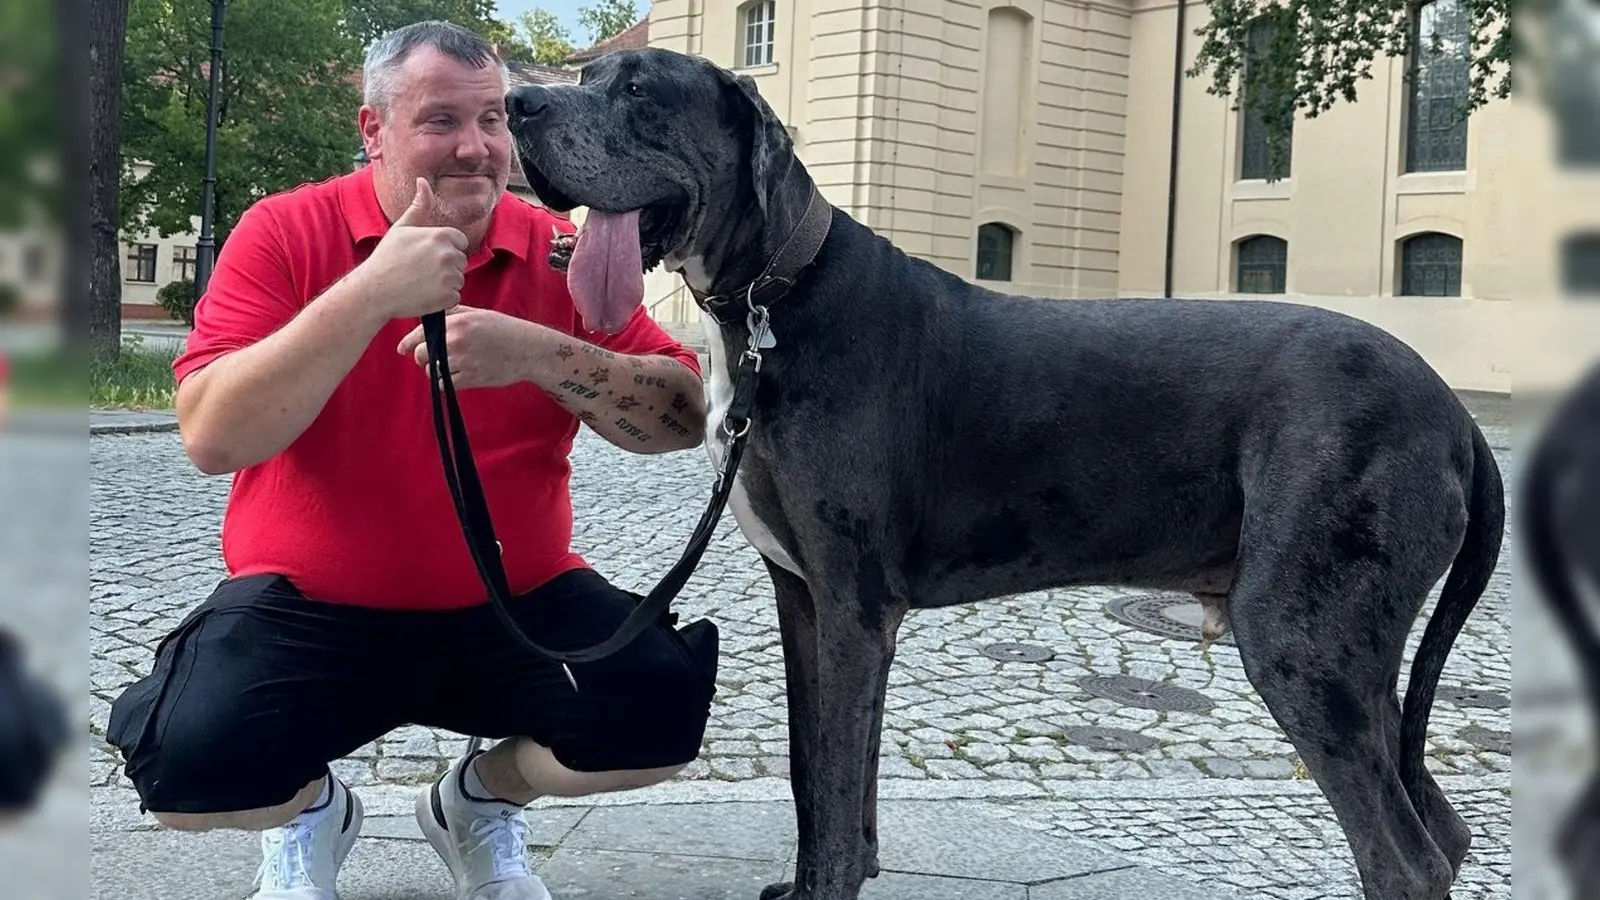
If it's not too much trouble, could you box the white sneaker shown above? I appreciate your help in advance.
[251,775,363,899]
[417,751,553,900]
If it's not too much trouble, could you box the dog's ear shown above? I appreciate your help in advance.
[721,71,793,219]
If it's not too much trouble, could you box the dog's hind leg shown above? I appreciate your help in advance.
[1226,452,1469,899]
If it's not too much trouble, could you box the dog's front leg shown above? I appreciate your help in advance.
[785,568,905,900]
[760,559,821,900]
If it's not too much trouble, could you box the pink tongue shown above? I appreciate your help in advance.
[568,209,644,333]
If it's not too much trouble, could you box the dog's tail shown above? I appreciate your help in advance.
[1399,422,1504,810]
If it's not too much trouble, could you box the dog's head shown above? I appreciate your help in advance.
[506,48,794,332]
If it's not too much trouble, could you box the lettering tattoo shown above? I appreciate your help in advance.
[658,412,691,438]
[634,374,667,388]
[558,379,600,400]
[614,417,651,442]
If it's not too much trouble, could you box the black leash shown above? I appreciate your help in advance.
[421,186,830,666]
[421,312,765,666]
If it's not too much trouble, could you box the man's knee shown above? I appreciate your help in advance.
[552,622,718,774]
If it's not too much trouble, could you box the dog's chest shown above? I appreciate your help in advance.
[702,313,805,580]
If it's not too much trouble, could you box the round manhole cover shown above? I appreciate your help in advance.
[1062,726,1158,753]
[981,642,1054,663]
[1459,725,1510,755]
[1436,685,1509,710]
[1104,593,1235,646]
[1077,674,1215,712]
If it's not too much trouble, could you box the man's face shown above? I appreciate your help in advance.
[359,46,513,231]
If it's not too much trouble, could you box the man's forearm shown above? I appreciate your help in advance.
[526,331,706,453]
[177,273,389,474]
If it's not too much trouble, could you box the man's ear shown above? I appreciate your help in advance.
[721,72,793,220]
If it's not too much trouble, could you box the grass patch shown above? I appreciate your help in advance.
[7,346,88,408]
[8,336,179,410]
[90,337,179,410]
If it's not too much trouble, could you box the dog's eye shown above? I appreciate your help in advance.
[625,81,643,97]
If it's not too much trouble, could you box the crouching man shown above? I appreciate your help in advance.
[106,21,717,900]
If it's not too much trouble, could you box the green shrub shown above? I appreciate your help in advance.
[0,283,20,316]
[156,279,198,326]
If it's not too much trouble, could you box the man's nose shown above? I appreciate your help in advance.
[507,86,550,121]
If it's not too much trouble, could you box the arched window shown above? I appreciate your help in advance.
[1405,0,1471,172]
[976,223,1017,281]
[1239,15,1293,180]
[1563,233,1600,296]
[1235,235,1288,293]
[739,0,776,68]
[1399,232,1463,296]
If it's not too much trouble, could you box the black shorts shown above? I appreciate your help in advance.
[105,569,718,815]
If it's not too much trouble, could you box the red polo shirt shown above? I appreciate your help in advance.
[174,166,701,610]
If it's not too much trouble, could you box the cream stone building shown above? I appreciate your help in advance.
[638,0,1600,394]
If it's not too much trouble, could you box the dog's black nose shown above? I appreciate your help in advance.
[507,86,550,120]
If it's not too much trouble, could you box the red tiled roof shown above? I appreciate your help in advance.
[564,18,649,65]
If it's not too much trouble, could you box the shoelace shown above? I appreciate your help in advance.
[466,813,530,881]
[256,819,316,890]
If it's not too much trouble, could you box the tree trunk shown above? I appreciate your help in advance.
[89,0,132,362]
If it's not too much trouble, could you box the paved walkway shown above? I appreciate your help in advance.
[79,397,1530,898]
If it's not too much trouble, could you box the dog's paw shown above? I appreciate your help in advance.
[758,882,796,900]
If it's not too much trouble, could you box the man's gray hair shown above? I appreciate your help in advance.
[363,20,508,114]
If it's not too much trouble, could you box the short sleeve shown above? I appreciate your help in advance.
[172,202,301,384]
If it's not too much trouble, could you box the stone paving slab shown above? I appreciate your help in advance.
[88,408,178,434]
[87,796,1241,899]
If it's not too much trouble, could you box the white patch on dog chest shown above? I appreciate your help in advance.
[701,310,805,580]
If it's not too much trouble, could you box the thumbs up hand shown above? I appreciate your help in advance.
[357,177,470,321]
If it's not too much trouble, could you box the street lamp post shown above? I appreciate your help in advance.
[195,0,226,297]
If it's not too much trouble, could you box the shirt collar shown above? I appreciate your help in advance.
[338,164,532,264]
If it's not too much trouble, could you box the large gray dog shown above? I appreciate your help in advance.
[506,48,1504,900]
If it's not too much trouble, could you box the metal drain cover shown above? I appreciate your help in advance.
[1436,685,1510,710]
[1078,674,1215,712]
[1459,725,1511,755]
[981,642,1054,663]
[1062,726,1157,753]
[1104,593,1236,646]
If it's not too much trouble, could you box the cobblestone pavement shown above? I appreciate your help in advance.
[90,420,1524,899]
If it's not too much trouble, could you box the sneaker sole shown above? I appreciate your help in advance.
[416,781,467,896]
[336,786,363,878]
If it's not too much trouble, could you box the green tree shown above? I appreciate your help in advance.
[517,8,576,66]
[340,0,537,65]
[0,0,61,230]
[1187,0,1509,150]
[120,0,364,252]
[341,0,502,46]
[577,0,638,46]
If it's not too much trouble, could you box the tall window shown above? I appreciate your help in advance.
[740,0,776,68]
[1235,235,1288,293]
[1400,232,1463,296]
[976,223,1016,281]
[173,246,198,282]
[125,244,157,283]
[1563,233,1600,297]
[1405,0,1471,173]
[1239,16,1293,180]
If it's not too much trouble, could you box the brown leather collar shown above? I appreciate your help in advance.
[691,184,833,326]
